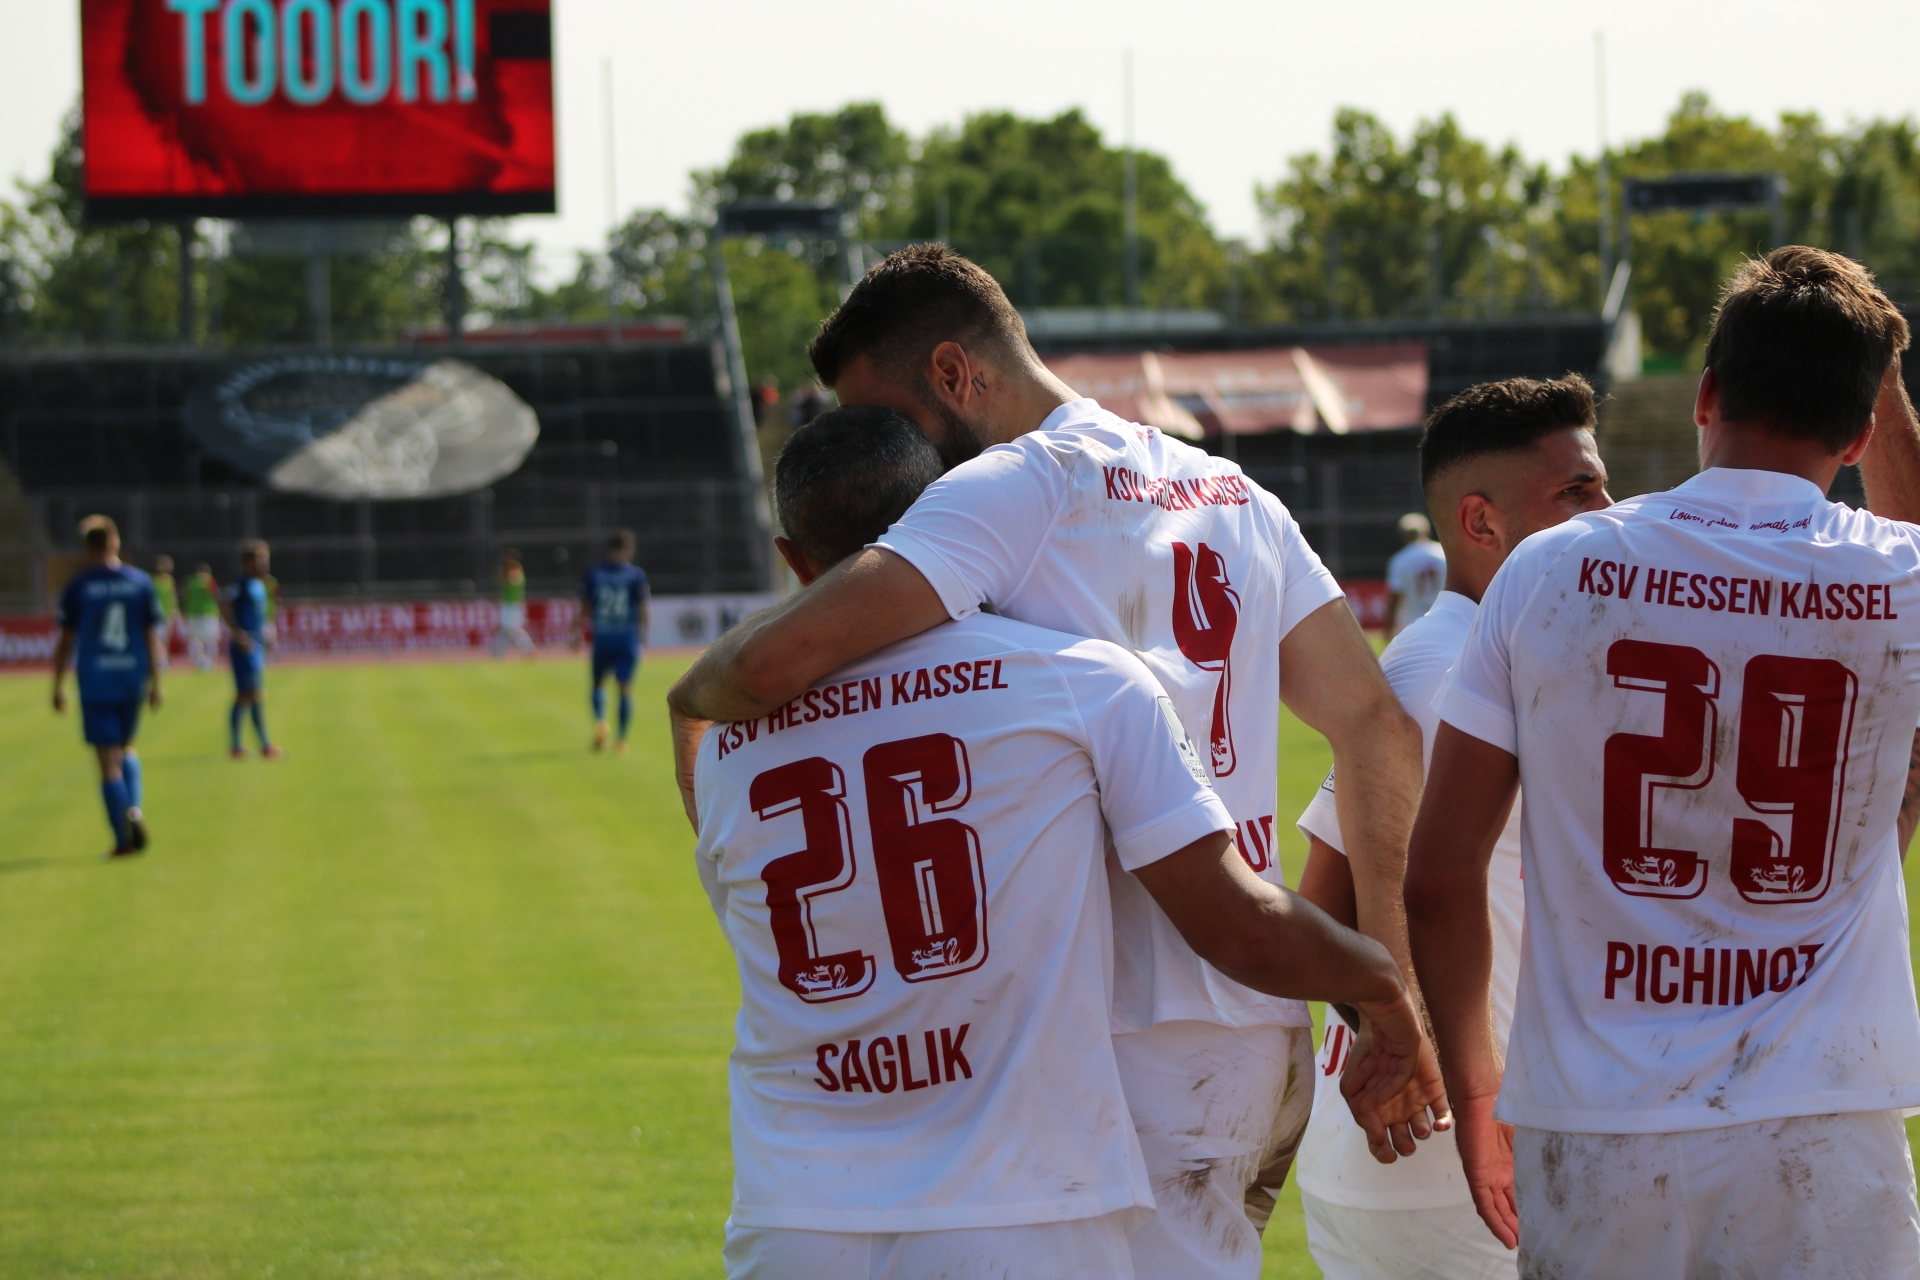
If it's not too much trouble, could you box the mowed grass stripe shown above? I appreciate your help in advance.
[0,657,733,1279]
[6,654,1911,1279]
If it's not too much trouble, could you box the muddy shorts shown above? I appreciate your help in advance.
[1114,1019,1315,1280]
[722,1209,1134,1279]
[1513,1110,1920,1279]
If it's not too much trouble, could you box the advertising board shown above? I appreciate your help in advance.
[82,0,555,219]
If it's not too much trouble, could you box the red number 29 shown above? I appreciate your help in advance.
[749,734,986,1004]
[1602,641,1857,904]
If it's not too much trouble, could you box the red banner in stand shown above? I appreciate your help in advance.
[0,617,59,666]
[1342,579,1390,630]
[275,597,578,651]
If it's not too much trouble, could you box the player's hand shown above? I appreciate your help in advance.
[671,709,711,834]
[236,632,254,653]
[51,686,66,714]
[1342,991,1450,1161]
[148,684,163,711]
[1453,1092,1518,1249]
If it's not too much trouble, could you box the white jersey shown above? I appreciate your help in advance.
[1295,591,1525,1209]
[1387,539,1447,631]
[695,613,1234,1233]
[1437,467,1920,1134]
[878,397,1345,1033]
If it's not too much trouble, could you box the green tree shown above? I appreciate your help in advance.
[1247,109,1551,323]
[901,109,1223,310]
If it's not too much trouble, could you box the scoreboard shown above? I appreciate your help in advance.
[81,0,555,219]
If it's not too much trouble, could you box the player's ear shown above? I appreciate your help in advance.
[1456,493,1503,553]
[1839,416,1875,467]
[774,537,821,587]
[927,341,973,407]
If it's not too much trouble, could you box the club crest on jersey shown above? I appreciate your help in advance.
[1173,542,1240,776]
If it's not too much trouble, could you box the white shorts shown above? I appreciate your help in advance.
[187,616,221,641]
[721,1209,1133,1279]
[1514,1111,1920,1279]
[499,603,526,630]
[1114,1019,1315,1280]
[1303,1190,1517,1280]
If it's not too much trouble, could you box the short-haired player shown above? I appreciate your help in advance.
[1294,375,1607,1279]
[1410,246,1920,1275]
[51,516,164,858]
[698,407,1425,1279]
[671,245,1440,1280]
[1385,512,1446,636]
[581,530,649,753]
[221,540,281,760]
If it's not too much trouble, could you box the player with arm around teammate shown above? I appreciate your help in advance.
[220,541,280,760]
[699,406,1425,1280]
[580,531,649,753]
[50,515,164,859]
[671,245,1440,1280]
[1292,376,1609,1279]
[1409,247,1920,1276]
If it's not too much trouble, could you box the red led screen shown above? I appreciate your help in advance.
[81,0,555,220]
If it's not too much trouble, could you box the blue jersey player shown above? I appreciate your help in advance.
[579,529,649,753]
[220,540,282,760]
[51,515,164,859]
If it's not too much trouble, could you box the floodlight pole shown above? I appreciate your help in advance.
[177,219,196,345]
[708,237,775,591]
[1123,49,1140,311]
[443,217,466,347]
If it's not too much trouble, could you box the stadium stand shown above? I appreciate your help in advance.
[0,339,769,609]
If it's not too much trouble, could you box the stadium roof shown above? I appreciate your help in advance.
[1042,343,1428,438]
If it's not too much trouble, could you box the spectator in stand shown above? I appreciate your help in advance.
[1385,513,1446,636]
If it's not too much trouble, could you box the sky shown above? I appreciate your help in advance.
[5,0,1918,282]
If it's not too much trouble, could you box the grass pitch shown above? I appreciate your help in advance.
[7,653,1910,1278]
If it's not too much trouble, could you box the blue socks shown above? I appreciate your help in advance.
[233,702,272,751]
[617,692,632,741]
[591,686,607,723]
[101,777,131,850]
[122,753,143,811]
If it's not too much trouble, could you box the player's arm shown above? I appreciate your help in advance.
[218,591,252,651]
[1134,833,1424,1152]
[1404,722,1520,1249]
[50,626,75,712]
[1900,726,1920,859]
[1297,833,1358,928]
[146,624,164,709]
[1278,600,1440,1128]
[667,548,948,828]
[1861,355,1920,524]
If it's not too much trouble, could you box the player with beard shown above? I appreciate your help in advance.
[670,245,1443,1279]
[698,405,1424,1278]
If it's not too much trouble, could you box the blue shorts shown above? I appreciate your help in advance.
[81,697,142,747]
[591,642,640,686]
[230,641,265,694]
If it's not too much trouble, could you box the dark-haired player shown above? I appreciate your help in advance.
[51,515,164,858]
[221,540,280,760]
[698,406,1425,1278]
[671,245,1437,1279]
[1411,247,1920,1274]
[581,530,649,752]
[1294,375,1607,1279]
